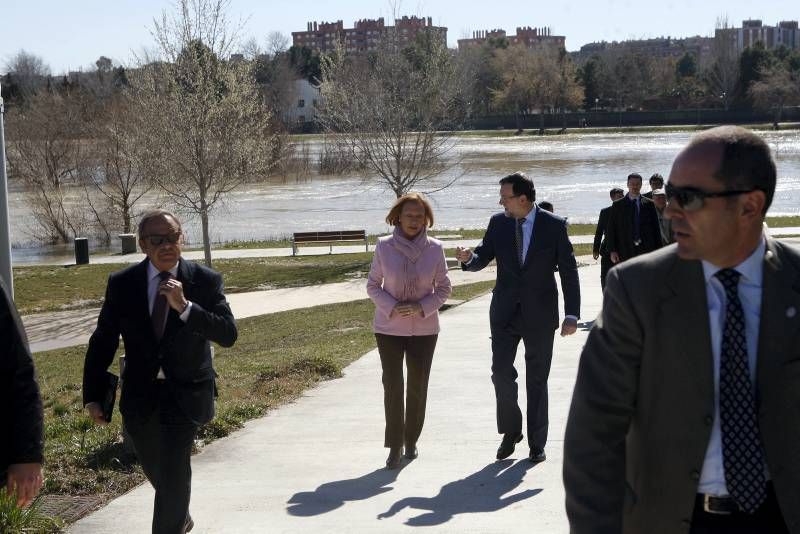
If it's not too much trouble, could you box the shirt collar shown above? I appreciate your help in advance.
[147,260,180,281]
[701,235,766,285]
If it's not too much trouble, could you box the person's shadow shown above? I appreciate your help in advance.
[377,460,542,526]
[287,466,404,516]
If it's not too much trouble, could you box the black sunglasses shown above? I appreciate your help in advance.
[664,183,758,212]
[143,234,181,246]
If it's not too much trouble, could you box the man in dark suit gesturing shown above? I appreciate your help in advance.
[565,126,798,533]
[593,187,625,290]
[456,172,580,463]
[606,172,664,265]
[83,210,237,534]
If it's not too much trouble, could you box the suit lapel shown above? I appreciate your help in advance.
[661,257,715,406]
[757,238,800,388]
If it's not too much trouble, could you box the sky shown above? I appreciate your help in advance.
[2,0,799,75]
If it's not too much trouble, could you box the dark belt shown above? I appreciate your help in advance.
[695,493,737,515]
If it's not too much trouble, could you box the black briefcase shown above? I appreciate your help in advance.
[101,372,119,423]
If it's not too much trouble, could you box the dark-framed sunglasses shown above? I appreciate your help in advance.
[664,183,758,212]
[143,233,181,247]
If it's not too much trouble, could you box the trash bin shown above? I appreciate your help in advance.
[119,233,137,254]
[74,237,89,265]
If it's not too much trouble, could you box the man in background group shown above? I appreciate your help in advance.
[593,187,625,290]
[83,210,238,534]
[652,188,674,244]
[606,172,664,265]
[643,172,665,199]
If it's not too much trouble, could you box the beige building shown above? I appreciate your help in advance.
[715,20,800,52]
[292,16,446,55]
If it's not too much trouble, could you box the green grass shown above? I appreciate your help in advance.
[0,489,62,533]
[31,280,494,523]
[14,254,375,315]
[767,215,800,227]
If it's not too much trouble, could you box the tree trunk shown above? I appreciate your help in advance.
[200,200,212,267]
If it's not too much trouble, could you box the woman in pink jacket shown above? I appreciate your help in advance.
[367,192,452,469]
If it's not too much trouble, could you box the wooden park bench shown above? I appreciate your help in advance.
[291,229,369,256]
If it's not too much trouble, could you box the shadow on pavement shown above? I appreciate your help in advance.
[286,466,405,516]
[377,460,542,526]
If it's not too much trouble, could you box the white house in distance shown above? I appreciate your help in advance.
[282,78,322,130]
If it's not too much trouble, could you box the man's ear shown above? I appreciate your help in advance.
[740,190,766,220]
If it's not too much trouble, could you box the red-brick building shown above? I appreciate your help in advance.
[292,16,446,55]
[457,27,565,50]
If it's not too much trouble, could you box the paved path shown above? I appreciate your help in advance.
[69,263,603,534]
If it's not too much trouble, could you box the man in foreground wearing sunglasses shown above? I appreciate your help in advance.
[565,126,798,533]
[83,209,238,533]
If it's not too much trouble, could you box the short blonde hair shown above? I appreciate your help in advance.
[385,192,435,227]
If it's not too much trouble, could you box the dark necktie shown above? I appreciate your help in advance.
[715,268,767,513]
[632,198,641,243]
[515,218,526,266]
[151,271,173,340]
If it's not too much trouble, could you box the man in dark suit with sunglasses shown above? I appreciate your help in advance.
[83,209,237,534]
[565,126,798,533]
[606,172,664,265]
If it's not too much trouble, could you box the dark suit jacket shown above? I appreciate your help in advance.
[606,195,663,261]
[0,278,44,479]
[462,208,580,333]
[83,259,237,426]
[564,239,800,534]
[593,205,612,258]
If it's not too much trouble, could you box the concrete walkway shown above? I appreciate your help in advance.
[69,263,603,534]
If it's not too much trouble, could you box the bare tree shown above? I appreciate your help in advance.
[5,92,87,243]
[4,50,51,97]
[490,44,541,130]
[704,15,740,110]
[748,63,800,129]
[83,93,154,234]
[318,31,464,198]
[129,0,276,266]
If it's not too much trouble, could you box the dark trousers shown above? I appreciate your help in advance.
[125,383,197,534]
[690,484,788,534]
[375,333,437,450]
[490,306,555,450]
[600,254,612,292]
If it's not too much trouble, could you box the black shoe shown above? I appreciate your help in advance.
[496,432,523,460]
[529,448,546,464]
[404,445,418,460]
[386,448,402,469]
[183,514,194,533]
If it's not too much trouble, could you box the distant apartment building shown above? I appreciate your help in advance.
[715,20,800,51]
[291,16,446,55]
[574,36,713,61]
[457,26,565,50]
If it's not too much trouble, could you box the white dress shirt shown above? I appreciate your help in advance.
[147,260,192,378]
[697,236,768,495]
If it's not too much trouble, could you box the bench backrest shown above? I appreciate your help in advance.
[293,230,367,243]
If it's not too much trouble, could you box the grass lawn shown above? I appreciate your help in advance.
[31,280,495,523]
[14,254,375,315]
